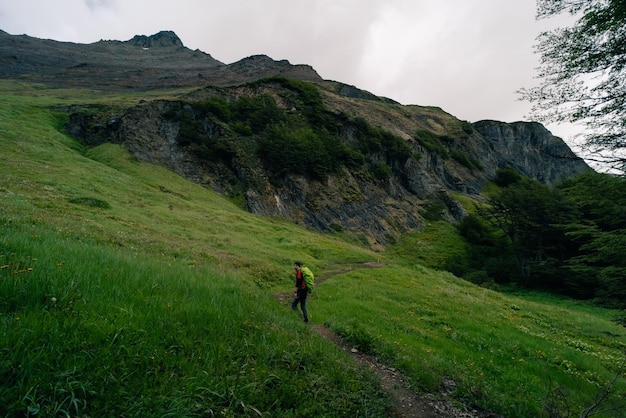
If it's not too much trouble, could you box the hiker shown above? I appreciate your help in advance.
[291,261,312,323]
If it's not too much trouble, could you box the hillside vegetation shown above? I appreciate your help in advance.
[1,81,625,417]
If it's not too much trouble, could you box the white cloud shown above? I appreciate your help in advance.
[84,0,115,11]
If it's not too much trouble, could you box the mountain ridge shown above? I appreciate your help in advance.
[0,30,591,248]
[0,29,323,89]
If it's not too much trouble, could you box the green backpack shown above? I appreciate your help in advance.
[301,266,315,293]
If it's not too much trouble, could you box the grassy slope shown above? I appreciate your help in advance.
[1,82,625,417]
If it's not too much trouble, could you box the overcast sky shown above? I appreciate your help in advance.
[0,0,581,142]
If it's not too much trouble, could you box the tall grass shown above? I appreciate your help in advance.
[0,225,389,416]
[315,264,626,416]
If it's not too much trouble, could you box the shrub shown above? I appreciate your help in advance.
[67,197,111,209]
[494,168,522,187]
[353,117,413,164]
[197,96,233,121]
[451,150,483,171]
[461,121,474,135]
[369,161,392,181]
[415,129,449,158]
[422,200,447,222]
[258,125,329,180]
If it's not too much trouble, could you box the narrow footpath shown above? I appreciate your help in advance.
[275,262,499,418]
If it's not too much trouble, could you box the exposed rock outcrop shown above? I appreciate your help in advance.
[128,31,184,48]
[65,87,590,249]
[472,120,586,185]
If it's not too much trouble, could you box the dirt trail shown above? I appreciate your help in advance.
[275,262,499,418]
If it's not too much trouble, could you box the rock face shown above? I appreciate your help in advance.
[217,55,323,84]
[65,88,590,249]
[472,120,586,185]
[128,31,184,48]
[2,30,591,248]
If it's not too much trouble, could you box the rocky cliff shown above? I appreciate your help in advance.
[64,81,590,249]
[1,30,591,248]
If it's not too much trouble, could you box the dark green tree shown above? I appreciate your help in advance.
[559,172,626,305]
[461,171,626,306]
[487,178,575,287]
[458,213,516,284]
[519,0,626,173]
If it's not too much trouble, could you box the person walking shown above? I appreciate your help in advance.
[291,261,309,323]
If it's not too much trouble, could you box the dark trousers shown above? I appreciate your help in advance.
[292,289,309,322]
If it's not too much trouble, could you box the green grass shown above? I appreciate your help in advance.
[316,265,626,416]
[1,81,625,417]
[388,221,470,272]
[0,227,388,416]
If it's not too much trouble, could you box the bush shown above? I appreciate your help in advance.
[458,215,496,246]
[67,197,111,209]
[494,168,522,187]
[369,161,392,181]
[415,129,449,158]
[353,117,413,164]
[258,126,331,180]
[464,269,491,286]
[422,200,447,222]
[451,150,483,171]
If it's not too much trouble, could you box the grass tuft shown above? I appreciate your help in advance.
[67,196,112,209]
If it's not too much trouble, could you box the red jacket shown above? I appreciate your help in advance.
[295,270,306,290]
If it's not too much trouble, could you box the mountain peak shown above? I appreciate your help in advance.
[127,31,183,48]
